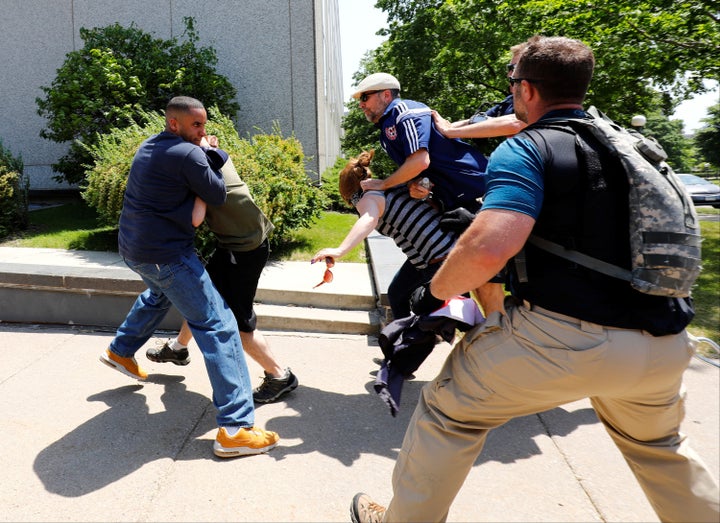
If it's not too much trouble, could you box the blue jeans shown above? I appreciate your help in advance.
[110,252,254,428]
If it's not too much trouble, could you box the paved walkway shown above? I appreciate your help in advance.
[0,319,717,522]
[0,243,718,522]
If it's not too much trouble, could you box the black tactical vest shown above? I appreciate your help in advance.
[507,123,694,336]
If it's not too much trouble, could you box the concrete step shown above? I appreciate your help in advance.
[0,248,384,336]
[255,303,382,335]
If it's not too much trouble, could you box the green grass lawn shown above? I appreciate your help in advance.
[3,200,366,262]
[3,201,119,251]
[692,219,720,345]
[263,211,366,263]
[3,200,717,355]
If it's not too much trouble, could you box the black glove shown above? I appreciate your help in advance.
[410,282,445,316]
[489,267,507,284]
[440,207,476,233]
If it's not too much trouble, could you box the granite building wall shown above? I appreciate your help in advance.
[0,0,343,190]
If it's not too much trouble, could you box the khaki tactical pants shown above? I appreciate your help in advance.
[385,301,720,523]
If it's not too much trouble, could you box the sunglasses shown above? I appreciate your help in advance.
[313,256,335,288]
[508,77,542,86]
[359,90,383,102]
[506,63,516,72]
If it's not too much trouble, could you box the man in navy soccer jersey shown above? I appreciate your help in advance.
[353,72,487,212]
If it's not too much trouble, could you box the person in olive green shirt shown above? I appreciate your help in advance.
[147,138,298,404]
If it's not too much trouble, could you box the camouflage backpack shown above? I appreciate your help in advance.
[525,107,702,298]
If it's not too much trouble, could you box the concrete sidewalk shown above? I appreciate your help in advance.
[0,322,717,522]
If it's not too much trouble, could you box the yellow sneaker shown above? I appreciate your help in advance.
[100,348,148,380]
[213,426,279,458]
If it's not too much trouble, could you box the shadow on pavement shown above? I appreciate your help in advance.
[33,370,600,498]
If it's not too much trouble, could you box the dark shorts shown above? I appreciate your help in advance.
[205,239,269,332]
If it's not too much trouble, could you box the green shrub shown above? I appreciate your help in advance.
[231,124,326,244]
[37,17,238,185]
[82,114,157,225]
[0,141,28,239]
[82,108,324,253]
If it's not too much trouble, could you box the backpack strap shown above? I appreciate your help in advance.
[516,116,632,285]
[527,234,632,282]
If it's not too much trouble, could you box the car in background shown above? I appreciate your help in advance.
[677,173,720,208]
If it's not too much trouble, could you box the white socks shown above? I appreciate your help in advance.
[169,338,187,351]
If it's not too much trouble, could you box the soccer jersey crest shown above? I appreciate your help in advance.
[385,125,397,140]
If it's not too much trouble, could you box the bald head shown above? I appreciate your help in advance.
[165,96,205,122]
[165,96,208,146]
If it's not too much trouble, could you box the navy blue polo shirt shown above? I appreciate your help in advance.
[377,98,488,211]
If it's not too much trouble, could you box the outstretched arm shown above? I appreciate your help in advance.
[432,111,526,139]
[191,134,221,227]
[311,193,385,263]
[433,111,470,129]
[430,208,534,299]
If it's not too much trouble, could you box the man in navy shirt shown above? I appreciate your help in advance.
[100,96,279,458]
[353,73,487,213]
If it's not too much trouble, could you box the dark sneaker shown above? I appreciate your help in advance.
[253,368,298,403]
[350,492,386,523]
[100,348,148,380]
[213,426,279,458]
[146,339,190,366]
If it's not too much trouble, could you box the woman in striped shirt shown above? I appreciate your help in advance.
[311,151,502,319]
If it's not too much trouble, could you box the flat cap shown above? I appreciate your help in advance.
[351,72,401,99]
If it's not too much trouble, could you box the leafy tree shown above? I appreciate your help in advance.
[373,0,718,118]
[695,103,720,169]
[520,0,719,118]
[37,17,238,185]
[643,112,695,172]
[343,1,719,168]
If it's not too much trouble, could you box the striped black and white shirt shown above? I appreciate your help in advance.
[371,188,458,270]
